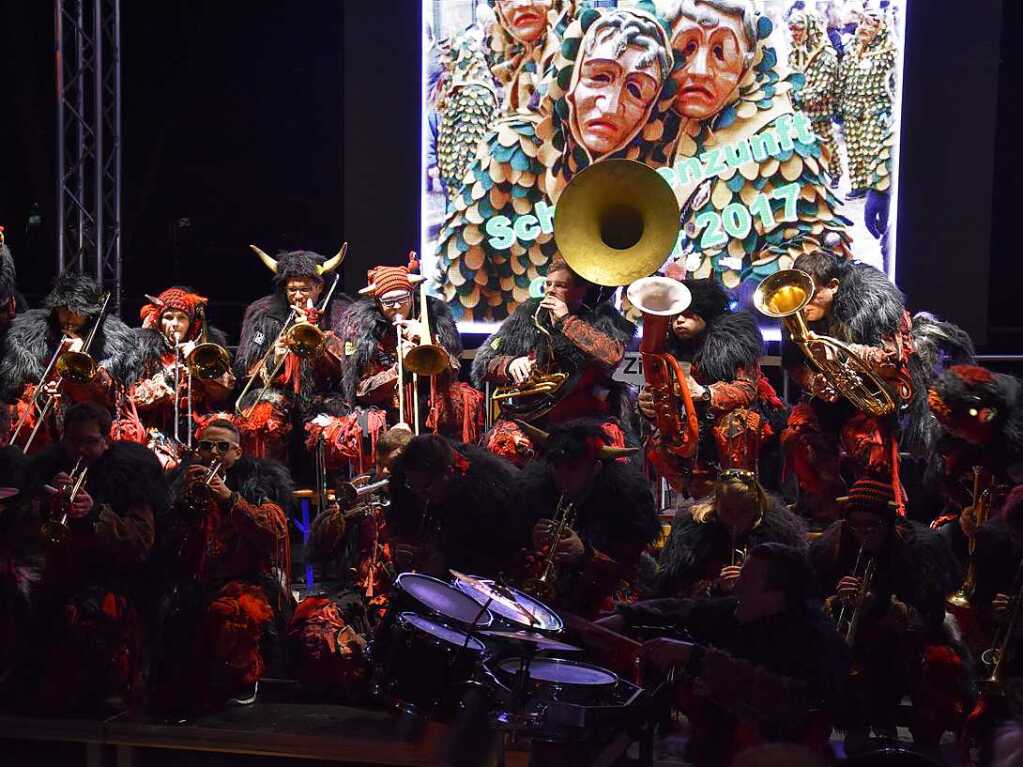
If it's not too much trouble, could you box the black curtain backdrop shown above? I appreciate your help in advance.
[895,0,1003,345]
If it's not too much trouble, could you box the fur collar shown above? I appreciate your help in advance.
[826,262,906,345]
[667,311,763,383]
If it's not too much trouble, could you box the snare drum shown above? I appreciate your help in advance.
[487,657,619,706]
[454,576,563,633]
[372,612,487,717]
[392,572,494,628]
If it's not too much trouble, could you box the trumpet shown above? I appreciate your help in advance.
[835,541,876,647]
[522,493,575,602]
[336,477,390,510]
[981,557,1023,693]
[754,270,895,417]
[948,466,992,609]
[182,457,225,514]
[41,458,89,546]
[12,292,111,453]
[236,275,340,419]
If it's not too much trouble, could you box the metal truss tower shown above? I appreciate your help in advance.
[55,0,123,314]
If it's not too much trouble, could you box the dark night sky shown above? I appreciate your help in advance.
[2,1,345,333]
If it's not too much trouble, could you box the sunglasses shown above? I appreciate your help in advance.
[198,439,238,453]
[378,293,411,308]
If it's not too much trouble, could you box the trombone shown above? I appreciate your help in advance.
[12,292,111,453]
[236,275,340,419]
[401,282,449,435]
[183,304,232,449]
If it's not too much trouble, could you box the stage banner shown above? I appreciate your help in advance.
[422,1,906,329]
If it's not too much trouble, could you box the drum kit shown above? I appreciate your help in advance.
[368,570,647,746]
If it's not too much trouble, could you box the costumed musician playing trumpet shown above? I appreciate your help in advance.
[234,245,350,462]
[1,272,136,453]
[473,254,636,466]
[125,288,235,469]
[150,418,293,712]
[308,257,480,474]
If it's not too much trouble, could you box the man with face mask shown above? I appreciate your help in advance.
[474,255,636,466]
[779,249,922,522]
[125,287,235,468]
[809,478,969,750]
[307,259,480,476]
[23,402,168,714]
[516,419,660,619]
[638,277,784,497]
[647,0,850,297]
[235,246,350,462]
[1,272,137,453]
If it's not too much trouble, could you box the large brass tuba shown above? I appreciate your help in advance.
[753,269,896,417]
[187,303,231,381]
[626,276,700,459]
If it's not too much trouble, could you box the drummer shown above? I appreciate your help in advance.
[386,434,525,579]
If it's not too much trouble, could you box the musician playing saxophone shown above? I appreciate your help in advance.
[637,278,784,497]
[473,255,635,466]
[780,250,923,523]
[518,420,659,619]
[808,479,969,751]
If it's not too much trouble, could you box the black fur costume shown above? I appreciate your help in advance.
[656,495,807,598]
[0,272,138,401]
[340,295,461,404]
[235,251,352,419]
[472,297,636,429]
[516,421,660,616]
[386,437,523,579]
[0,235,27,324]
[131,324,230,383]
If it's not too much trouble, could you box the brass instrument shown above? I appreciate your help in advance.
[13,292,112,453]
[187,304,231,381]
[627,276,700,459]
[731,544,747,567]
[753,269,895,417]
[403,281,449,377]
[41,459,88,546]
[948,467,992,609]
[522,493,576,602]
[835,541,876,647]
[981,557,1023,693]
[183,457,225,514]
[236,274,340,419]
[336,478,390,510]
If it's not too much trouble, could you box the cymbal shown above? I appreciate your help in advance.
[480,630,582,653]
[449,571,541,628]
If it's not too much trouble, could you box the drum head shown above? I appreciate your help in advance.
[399,612,486,653]
[395,572,494,626]
[497,657,618,686]
[455,577,563,632]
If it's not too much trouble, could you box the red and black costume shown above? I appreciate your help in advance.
[124,288,234,467]
[27,441,165,714]
[656,492,807,599]
[617,593,851,766]
[0,447,36,691]
[517,420,660,619]
[781,256,922,520]
[0,227,25,339]
[235,248,350,461]
[809,479,972,746]
[385,435,523,580]
[307,263,482,473]
[1,273,137,452]
[643,278,785,497]
[473,295,635,467]
[151,454,293,712]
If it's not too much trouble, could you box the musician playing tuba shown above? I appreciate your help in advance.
[125,288,235,468]
[473,255,636,467]
[307,257,481,475]
[777,251,923,523]
[234,246,350,461]
[1,273,136,452]
[638,277,783,498]
[808,479,970,751]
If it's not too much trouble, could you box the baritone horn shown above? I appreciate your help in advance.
[187,304,231,381]
[753,269,895,417]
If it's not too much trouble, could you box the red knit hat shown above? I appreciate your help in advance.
[837,478,899,518]
[359,251,424,299]
[140,288,208,338]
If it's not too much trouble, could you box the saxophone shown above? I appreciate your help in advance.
[522,494,576,602]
